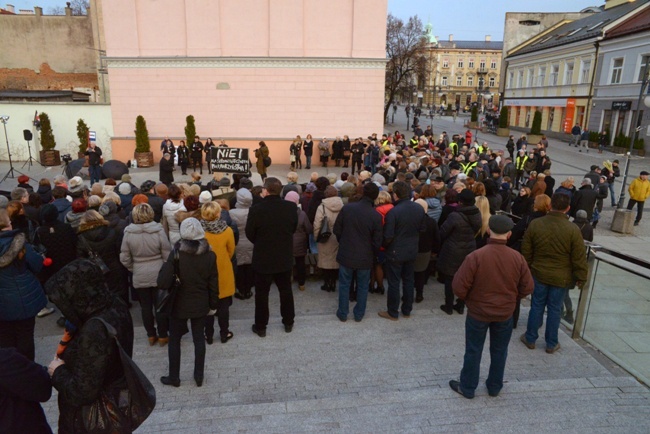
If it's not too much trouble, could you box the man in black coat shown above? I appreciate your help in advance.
[0,347,53,434]
[570,178,601,222]
[159,153,174,185]
[379,181,427,321]
[333,182,382,322]
[140,180,165,222]
[245,177,298,337]
[191,135,204,174]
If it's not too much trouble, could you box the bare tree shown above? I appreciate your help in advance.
[384,14,427,122]
[47,0,89,15]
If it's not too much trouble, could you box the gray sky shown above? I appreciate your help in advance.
[388,0,604,41]
[7,0,604,41]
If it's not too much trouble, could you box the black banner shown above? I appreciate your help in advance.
[210,147,250,174]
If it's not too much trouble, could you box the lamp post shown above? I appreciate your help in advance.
[616,60,649,209]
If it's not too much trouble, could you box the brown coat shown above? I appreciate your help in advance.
[453,238,534,322]
[255,145,269,176]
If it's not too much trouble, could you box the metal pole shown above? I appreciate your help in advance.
[1,119,16,181]
[617,61,649,208]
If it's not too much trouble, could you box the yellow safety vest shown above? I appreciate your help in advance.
[516,156,528,170]
[410,138,418,148]
[449,142,458,155]
[462,161,478,175]
[478,145,489,154]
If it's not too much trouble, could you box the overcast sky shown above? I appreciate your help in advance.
[8,0,604,41]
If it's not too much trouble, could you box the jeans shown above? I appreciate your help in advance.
[167,316,206,381]
[205,296,232,340]
[608,181,617,206]
[0,317,36,361]
[459,315,513,397]
[305,155,312,168]
[254,270,295,330]
[525,278,567,349]
[627,199,645,223]
[386,260,415,318]
[572,134,580,146]
[89,165,101,185]
[337,265,370,321]
[136,287,168,338]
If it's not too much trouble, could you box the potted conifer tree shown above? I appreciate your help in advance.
[527,110,543,145]
[134,115,154,167]
[38,112,61,166]
[497,106,510,137]
[77,118,90,164]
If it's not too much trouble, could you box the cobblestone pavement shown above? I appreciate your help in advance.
[35,276,650,433]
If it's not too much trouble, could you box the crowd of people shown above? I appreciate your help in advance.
[1,123,649,431]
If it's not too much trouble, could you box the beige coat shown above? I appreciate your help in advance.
[313,196,343,270]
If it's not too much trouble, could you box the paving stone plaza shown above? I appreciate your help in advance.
[7,113,645,432]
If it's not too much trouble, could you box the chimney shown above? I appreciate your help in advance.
[6,4,15,13]
[33,6,41,16]
[65,4,71,16]
[449,34,453,42]
[485,35,492,42]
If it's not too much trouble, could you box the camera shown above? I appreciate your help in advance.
[62,154,72,163]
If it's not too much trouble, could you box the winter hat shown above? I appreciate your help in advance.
[131,194,148,206]
[180,217,205,241]
[488,215,514,234]
[327,173,337,185]
[0,196,8,209]
[189,184,201,196]
[305,183,317,193]
[140,180,156,192]
[18,175,30,184]
[324,185,338,198]
[239,177,253,190]
[99,200,117,217]
[576,210,588,220]
[40,204,59,223]
[415,198,428,212]
[118,183,132,195]
[501,182,511,191]
[371,173,386,185]
[199,191,213,204]
[90,183,103,197]
[184,195,200,212]
[458,189,475,205]
[121,174,132,183]
[87,195,102,208]
[284,191,300,205]
[641,171,649,176]
[71,198,88,213]
[68,176,84,194]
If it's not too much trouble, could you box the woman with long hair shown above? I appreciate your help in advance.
[474,196,491,249]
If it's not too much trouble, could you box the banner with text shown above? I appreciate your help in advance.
[210,147,250,174]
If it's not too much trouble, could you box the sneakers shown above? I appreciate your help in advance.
[378,311,398,321]
[546,343,561,354]
[37,307,55,318]
[284,324,293,333]
[520,333,535,350]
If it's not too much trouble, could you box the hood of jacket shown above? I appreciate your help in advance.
[0,230,25,268]
[177,238,210,255]
[37,184,52,195]
[123,221,163,235]
[65,211,84,226]
[45,258,114,328]
[78,220,110,239]
[164,199,186,213]
[52,198,71,212]
[236,188,253,209]
[457,205,483,232]
[322,196,344,213]
[201,219,229,234]
[99,200,118,217]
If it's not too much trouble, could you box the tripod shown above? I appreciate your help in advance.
[22,129,43,169]
[1,116,26,184]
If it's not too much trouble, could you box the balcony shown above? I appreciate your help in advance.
[476,67,488,75]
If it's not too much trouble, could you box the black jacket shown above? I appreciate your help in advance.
[159,157,174,184]
[383,198,427,263]
[437,205,483,276]
[45,259,134,434]
[333,197,382,269]
[0,348,52,434]
[36,220,77,284]
[571,185,600,221]
[418,215,441,254]
[177,145,190,164]
[158,239,218,318]
[84,146,102,166]
[37,184,52,204]
[303,140,314,157]
[145,193,165,223]
[246,195,298,274]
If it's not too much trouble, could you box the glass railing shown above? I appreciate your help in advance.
[570,243,650,386]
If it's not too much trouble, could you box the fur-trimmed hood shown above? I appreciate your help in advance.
[176,238,211,255]
[0,231,25,268]
[78,219,108,234]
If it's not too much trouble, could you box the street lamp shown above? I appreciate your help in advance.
[616,60,649,210]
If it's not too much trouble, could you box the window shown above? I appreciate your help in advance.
[508,71,514,88]
[490,59,497,69]
[479,60,486,69]
[456,76,463,86]
[467,75,474,86]
[478,77,485,90]
[527,68,535,87]
[441,76,448,86]
[611,58,623,84]
[517,70,524,88]
[468,58,475,68]
[580,60,591,84]
[538,66,546,87]
[458,58,464,68]
[564,62,574,85]
[550,64,559,85]
[442,59,449,68]
[489,77,495,87]
[638,55,650,82]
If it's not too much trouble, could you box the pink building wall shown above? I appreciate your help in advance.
[101,0,388,163]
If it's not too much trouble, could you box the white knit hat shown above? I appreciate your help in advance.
[199,191,213,204]
[180,217,205,241]
[118,183,132,195]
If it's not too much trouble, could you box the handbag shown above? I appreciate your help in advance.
[263,156,272,167]
[289,154,296,163]
[81,317,156,434]
[316,204,332,243]
[156,249,180,315]
[80,237,110,274]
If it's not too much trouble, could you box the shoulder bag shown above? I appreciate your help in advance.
[79,236,110,274]
[316,204,332,243]
[156,249,180,315]
[80,317,156,434]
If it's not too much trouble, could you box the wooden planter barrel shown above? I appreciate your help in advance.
[39,150,61,166]
[135,151,154,168]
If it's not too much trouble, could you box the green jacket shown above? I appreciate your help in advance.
[522,211,588,288]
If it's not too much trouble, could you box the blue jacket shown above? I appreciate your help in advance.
[333,197,382,269]
[52,198,71,223]
[0,231,46,321]
[383,199,427,263]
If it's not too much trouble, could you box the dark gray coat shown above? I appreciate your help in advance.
[437,205,483,276]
